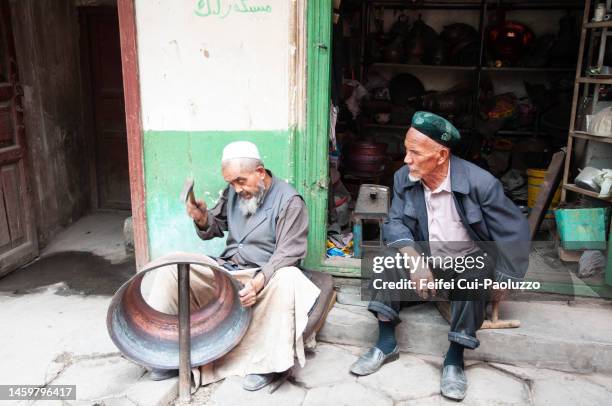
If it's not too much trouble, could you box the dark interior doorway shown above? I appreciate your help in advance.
[81,7,130,210]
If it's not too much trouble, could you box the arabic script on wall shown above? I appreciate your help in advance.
[194,0,272,18]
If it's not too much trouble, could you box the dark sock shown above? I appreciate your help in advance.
[375,320,397,355]
[444,342,465,368]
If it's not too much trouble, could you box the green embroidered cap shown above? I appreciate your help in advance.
[411,111,461,148]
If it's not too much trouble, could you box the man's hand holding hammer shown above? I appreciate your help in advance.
[186,199,208,229]
[181,178,264,307]
[182,178,209,229]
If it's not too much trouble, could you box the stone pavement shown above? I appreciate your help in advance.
[0,266,179,406]
[2,213,612,405]
[2,262,612,406]
[0,213,180,406]
[192,342,612,406]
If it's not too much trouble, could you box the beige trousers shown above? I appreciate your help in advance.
[146,255,320,386]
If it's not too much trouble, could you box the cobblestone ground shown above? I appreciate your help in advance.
[186,343,612,406]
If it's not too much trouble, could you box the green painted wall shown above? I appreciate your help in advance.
[144,130,293,259]
[141,0,351,273]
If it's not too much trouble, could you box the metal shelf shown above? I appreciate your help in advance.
[496,130,545,136]
[366,1,582,10]
[484,1,583,10]
[366,1,481,10]
[571,130,612,143]
[563,184,612,202]
[363,123,471,133]
[371,64,575,73]
[577,77,612,84]
[371,63,476,71]
[482,67,576,72]
[363,123,409,130]
[363,125,546,137]
[585,21,612,29]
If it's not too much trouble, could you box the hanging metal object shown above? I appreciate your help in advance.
[106,253,252,371]
[487,21,534,64]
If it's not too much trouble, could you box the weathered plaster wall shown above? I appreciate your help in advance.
[10,0,90,246]
[136,0,290,131]
[135,0,299,258]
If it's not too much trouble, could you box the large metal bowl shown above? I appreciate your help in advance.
[107,253,252,369]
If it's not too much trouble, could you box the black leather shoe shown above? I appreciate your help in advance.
[349,346,400,376]
[440,365,467,401]
[149,368,178,381]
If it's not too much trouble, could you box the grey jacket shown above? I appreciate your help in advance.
[196,173,309,285]
[383,155,530,282]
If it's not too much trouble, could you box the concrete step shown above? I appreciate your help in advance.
[318,297,612,374]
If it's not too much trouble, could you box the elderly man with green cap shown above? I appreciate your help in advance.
[349,112,530,401]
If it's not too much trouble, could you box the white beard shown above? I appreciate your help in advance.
[238,180,266,216]
[408,173,421,182]
[238,196,259,216]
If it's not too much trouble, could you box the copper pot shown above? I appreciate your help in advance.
[487,21,534,63]
[346,141,387,175]
[107,253,252,369]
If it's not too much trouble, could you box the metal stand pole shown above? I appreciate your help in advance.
[178,263,191,403]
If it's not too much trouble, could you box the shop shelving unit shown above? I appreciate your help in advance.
[358,0,584,143]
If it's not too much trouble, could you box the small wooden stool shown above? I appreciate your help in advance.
[436,300,520,329]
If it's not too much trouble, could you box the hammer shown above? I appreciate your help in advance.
[180,178,197,206]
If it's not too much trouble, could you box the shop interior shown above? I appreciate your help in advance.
[325,0,612,293]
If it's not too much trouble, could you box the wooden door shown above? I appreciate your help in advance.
[0,0,37,276]
[84,9,130,209]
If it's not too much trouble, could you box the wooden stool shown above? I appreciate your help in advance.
[435,300,520,329]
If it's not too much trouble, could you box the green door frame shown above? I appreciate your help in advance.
[297,0,358,276]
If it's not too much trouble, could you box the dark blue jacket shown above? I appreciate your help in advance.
[383,155,531,282]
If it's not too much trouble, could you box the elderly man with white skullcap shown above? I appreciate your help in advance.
[146,141,320,391]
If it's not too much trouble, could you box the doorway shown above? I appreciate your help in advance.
[303,1,583,275]
[81,7,130,210]
[0,0,38,276]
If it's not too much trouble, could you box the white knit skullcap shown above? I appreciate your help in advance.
[221,141,261,162]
